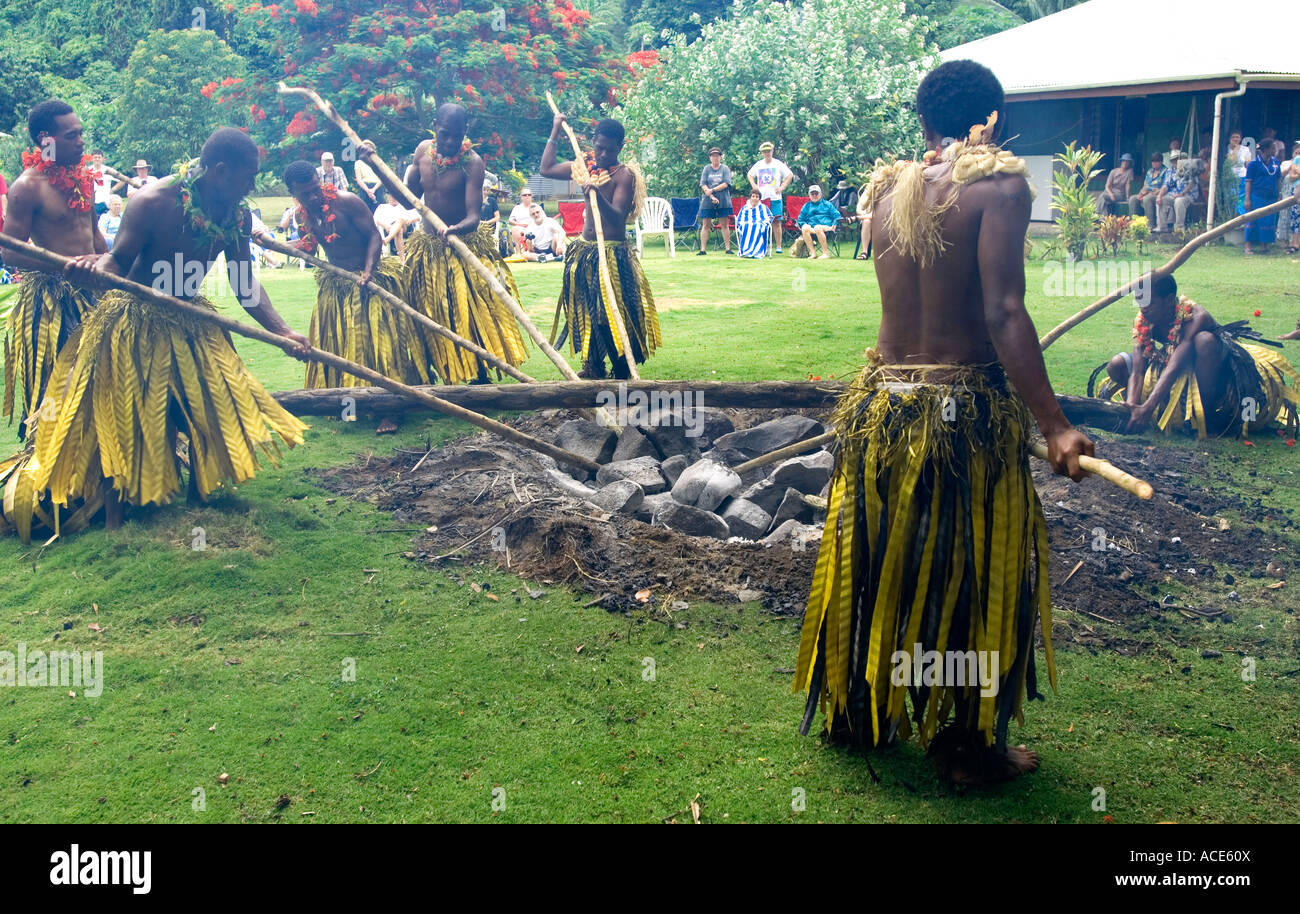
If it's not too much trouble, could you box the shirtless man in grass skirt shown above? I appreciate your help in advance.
[794,61,1094,785]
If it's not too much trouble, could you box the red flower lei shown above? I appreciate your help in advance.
[295,183,340,251]
[21,149,97,212]
[1133,297,1195,366]
[429,137,474,172]
[583,152,616,179]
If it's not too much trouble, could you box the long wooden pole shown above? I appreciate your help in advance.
[0,234,600,473]
[269,382,1136,430]
[1038,189,1300,350]
[277,83,582,385]
[544,91,641,382]
[256,233,534,383]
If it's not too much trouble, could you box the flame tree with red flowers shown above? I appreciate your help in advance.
[215,0,632,174]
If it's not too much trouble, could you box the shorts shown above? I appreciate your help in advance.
[699,199,731,219]
[767,197,785,219]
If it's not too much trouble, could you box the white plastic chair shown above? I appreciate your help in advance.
[635,196,675,258]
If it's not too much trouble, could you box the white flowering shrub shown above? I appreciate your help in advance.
[619,0,939,196]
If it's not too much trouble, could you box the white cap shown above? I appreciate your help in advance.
[808,184,822,194]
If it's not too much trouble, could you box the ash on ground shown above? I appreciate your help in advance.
[316,410,1294,654]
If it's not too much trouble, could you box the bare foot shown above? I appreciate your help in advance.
[930,726,1039,785]
[946,744,1039,785]
[376,417,399,435]
[1280,323,1300,341]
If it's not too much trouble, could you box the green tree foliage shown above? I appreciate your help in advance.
[218,0,630,174]
[933,4,1022,48]
[1003,0,1084,20]
[116,29,249,170]
[625,0,728,47]
[619,0,937,196]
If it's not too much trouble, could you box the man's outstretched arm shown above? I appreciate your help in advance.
[978,177,1093,480]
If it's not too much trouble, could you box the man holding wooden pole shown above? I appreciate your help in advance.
[366,104,528,386]
[6,127,308,535]
[1,99,106,439]
[795,61,1094,785]
[282,160,418,433]
[539,114,661,380]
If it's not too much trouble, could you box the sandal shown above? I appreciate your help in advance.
[856,252,868,260]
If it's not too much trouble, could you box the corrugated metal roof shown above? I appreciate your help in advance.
[942,0,1300,96]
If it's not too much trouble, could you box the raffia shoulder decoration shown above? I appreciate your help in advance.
[862,111,1033,267]
[569,154,648,222]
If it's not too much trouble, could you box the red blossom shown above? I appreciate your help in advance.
[293,0,317,14]
[200,82,219,99]
[1254,309,1262,317]
[286,110,317,137]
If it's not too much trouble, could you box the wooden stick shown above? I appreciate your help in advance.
[255,233,534,384]
[101,158,198,191]
[1038,189,1300,350]
[733,430,836,475]
[0,234,600,474]
[545,91,641,382]
[277,82,581,385]
[1029,441,1153,499]
[101,164,143,189]
[737,426,1153,500]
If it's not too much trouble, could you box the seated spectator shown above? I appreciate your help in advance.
[508,189,535,252]
[830,179,870,260]
[97,194,123,250]
[374,202,419,257]
[279,202,303,242]
[1098,153,1134,216]
[1128,153,1166,225]
[796,185,839,259]
[519,204,566,262]
[1156,150,1199,233]
[735,189,773,258]
[249,210,284,268]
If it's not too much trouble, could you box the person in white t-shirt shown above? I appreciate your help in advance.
[520,203,565,261]
[508,188,535,252]
[747,141,793,252]
[91,150,111,216]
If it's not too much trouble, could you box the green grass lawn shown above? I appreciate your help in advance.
[1,238,1298,822]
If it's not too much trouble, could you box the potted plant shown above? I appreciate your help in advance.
[1051,142,1103,261]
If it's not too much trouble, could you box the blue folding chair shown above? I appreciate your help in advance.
[670,197,701,249]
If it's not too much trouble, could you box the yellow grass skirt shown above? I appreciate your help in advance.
[23,290,306,516]
[3,271,96,436]
[795,360,1055,750]
[405,229,527,385]
[1137,340,1300,438]
[305,256,422,388]
[554,238,660,376]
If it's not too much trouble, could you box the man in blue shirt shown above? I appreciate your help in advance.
[1156,150,1199,233]
[1127,153,1166,226]
[796,185,840,259]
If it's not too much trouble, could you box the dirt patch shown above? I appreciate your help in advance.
[313,413,1293,653]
